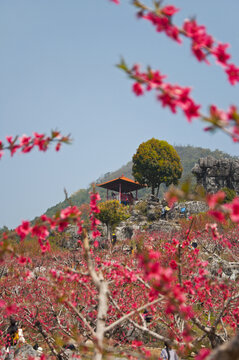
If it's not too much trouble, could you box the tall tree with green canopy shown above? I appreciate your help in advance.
[132,138,183,196]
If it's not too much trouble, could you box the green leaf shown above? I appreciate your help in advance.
[116,58,128,72]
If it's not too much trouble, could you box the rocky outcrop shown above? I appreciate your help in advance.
[0,344,40,360]
[207,254,239,281]
[60,198,208,247]
[115,199,208,241]
[192,156,239,194]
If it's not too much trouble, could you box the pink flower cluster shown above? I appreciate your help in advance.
[204,105,239,142]
[89,192,101,241]
[207,190,239,224]
[0,131,71,159]
[139,249,188,315]
[141,6,181,44]
[15,205,82,252]
[121,62,239,140]
[137,4,239,85]
[131,64,200,122]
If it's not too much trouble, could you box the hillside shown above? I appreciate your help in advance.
[44,145,235,218]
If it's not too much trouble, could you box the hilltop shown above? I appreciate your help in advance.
[44,145,235,218]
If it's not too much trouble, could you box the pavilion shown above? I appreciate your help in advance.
[96,175,146,204]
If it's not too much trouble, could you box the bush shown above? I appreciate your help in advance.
[135,200,148,216]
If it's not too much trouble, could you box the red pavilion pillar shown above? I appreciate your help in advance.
[119,183,122,203]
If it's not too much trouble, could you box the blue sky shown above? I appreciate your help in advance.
[1,0,239,228]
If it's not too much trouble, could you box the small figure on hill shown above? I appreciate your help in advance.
[6,317,19,348]
[160,341,179,360]
[143,309,153,323]
[161,207,166,219]
[165,206,170,219]
[191,241,198,249]
[121,193,128,206]
[128,192,134,205]
[6,317,25,347]
[161,206,170,220]
[5,317,25,359]
[33,343,43,355]
[180,207,187,219]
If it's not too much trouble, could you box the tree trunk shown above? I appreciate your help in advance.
[208,332,224,349]
[107,224,111,242]
[207,332,239,360]
[156,184,160,197]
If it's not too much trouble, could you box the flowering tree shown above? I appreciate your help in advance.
[0,1,239,360]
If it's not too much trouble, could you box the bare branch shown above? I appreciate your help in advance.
[66,301,95,337]
[105,296,163,333]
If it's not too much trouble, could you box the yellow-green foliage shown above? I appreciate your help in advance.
[135,200,148,216]
[132,138,183,195]
[97,200,130,230]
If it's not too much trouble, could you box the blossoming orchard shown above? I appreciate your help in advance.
[1,1,239,360]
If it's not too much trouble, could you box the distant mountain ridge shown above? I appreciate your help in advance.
[44,145,236,218]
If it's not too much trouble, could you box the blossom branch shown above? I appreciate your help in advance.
[110,294,179,346]
[82,229,108,360]
[0,131,71,159]
[132,1,239,85]
[105,296,163,333]
[66,300,96,338]
[118,60,239,142]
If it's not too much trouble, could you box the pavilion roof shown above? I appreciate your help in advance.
[96,175,145,193]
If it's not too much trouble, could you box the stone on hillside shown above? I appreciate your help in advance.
[55,198,208,247]
[0,344,40,360]
[64,225,81,250]
[147,220,180,233]
[208,256,239,281]
[115,222,142,241]
[192,156,239,194]
[14,344,39,359]
[180,201,208,215]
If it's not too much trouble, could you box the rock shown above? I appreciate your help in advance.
[114,200,208,240]
[208,255,239,281]
[180,201,208,215]
[192,156,239,194]
[147,207,158,221]
[0,344,40,360]
[147,220,180,233]
[115,222,141,241]
[64,225,81,250]
[57,198,209,246]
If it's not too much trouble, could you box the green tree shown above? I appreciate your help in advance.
[132,138,183,196]
[97,200,130,240]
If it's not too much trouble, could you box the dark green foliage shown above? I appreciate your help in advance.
[132,138,183,195]
[222,187,236,203]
